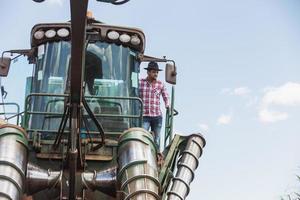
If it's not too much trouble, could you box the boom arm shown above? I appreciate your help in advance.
[68,0,89,199]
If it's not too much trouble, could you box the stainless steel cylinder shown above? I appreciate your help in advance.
[26,162,62,195]
[82,167,117,197]
[118,128,160,200]
[0,124,28,200]
[167,134,205,200]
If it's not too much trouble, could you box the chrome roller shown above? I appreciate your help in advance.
[26,162,62,195]
[82,167,117,197]
[0,124,28,200]
[118,128,160,200]
[167,134,206,200]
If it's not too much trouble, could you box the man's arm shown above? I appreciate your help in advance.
[161,83,170,108]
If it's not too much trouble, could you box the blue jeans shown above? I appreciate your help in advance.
[143,116,162,149]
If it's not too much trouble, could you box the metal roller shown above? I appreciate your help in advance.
[26,162,62,195]
[118,128,160,200]
[0,124,28,200]
[167,134,206,200]
[82,167,117,197]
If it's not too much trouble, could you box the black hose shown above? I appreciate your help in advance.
[82,97,105,150]
[53,102,70,149]
[82,115,94,150]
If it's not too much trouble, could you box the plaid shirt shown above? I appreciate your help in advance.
[139,78,169,117]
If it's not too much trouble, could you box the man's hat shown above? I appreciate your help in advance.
[144,61,162,71]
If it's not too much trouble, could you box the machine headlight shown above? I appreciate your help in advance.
[107,31,119,40]
[57,28,69,37]
[34,30,45,40]
[45,29,56,38]
[130,35,141,45]
[119,33,131,43]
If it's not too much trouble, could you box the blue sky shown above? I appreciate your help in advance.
[1,0,300,199]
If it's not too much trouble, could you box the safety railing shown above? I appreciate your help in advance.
[0,102,21,125]
[24,93,143,137]
[164,86,178,148]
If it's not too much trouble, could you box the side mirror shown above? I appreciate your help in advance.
[165,63,177,85]
[0,57,11,77]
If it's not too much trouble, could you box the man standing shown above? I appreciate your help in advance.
[139,61,169,150]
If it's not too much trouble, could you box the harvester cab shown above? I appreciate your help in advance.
[0,1,205,200]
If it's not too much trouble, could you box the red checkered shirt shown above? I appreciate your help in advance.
[139,78,169,117]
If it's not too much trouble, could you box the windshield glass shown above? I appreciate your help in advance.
[27,41,141,138]
[85,42,139,97]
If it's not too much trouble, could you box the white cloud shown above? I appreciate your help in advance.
[217,114,232,125]
[220,87,251,97]
[259,82,300,123]
[259,109,288,123]
[46,0,63,6]
[198,123,209,132]
[261,82,300,107]
[233,87,251,96]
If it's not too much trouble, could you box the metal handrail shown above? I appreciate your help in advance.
[26,129,121,136]
[164,86,177,148]
[27,111,141,119]
[0,102,21,125]
[24,93,143,132]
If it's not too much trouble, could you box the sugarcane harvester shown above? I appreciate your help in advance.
[0,0,206,199]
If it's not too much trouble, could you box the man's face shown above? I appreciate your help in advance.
[147,70,159,80]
